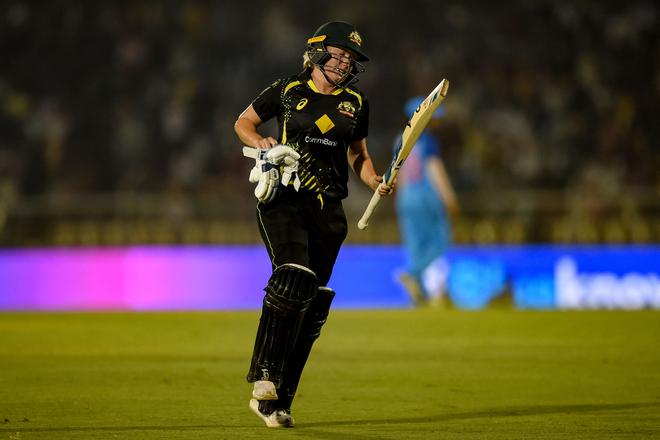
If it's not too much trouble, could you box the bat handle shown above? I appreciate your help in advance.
[357,189,382,230]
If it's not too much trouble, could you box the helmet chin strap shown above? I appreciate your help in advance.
[319,65,350,88]
[306,44,364,88]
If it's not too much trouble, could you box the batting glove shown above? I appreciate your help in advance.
[243,145,301,203]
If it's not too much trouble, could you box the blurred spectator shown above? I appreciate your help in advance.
[0,1,658,244]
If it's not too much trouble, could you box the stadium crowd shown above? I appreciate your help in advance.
[1,1,658,245]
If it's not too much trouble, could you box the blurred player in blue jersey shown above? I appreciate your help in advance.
[395,96,458,307]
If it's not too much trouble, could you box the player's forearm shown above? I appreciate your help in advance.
[348,149,380,191]
[358,158,381,191]
[234,117,263,148]
[234,114,278,149]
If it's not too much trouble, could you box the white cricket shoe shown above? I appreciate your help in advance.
[249,398,295,428]
[252,380,278,400]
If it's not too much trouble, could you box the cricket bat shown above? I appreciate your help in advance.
[357,79,450,230]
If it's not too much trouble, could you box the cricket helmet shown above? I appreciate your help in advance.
[307,21,369,63]
[306,21,368,87]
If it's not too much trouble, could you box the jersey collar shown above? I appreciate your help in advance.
[306,77,344,96]
[298,69,345,95]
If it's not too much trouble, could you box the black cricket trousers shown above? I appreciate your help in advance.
[256,186,348,286]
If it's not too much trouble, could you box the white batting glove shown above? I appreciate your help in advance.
[243,145,301,202]
[269,145,301,190]
[265,145,300,165]
[243,147,279,203]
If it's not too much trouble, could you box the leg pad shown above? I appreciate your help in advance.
[277,286,335,409]
[247,264,318,387]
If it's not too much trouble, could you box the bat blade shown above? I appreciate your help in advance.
[383,79,449,184]
[358,79,449,230]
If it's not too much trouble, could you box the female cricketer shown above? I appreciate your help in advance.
[234,21,393,427]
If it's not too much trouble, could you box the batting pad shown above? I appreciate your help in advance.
[276,286,336,409]
[247,264,318,387]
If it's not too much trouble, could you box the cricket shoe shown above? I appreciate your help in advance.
[396,271,427,307]
[249,398,295,428]
[252,380,278,400]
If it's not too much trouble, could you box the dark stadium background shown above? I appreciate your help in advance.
[0,0,660,308]
[1,3,659,439]
[1,1,657,248]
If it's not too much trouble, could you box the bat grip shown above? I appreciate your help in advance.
[357,190,382,230]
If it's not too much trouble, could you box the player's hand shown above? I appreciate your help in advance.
[371,175,394,195]
[378,182,394,196]
[254,137,278,148]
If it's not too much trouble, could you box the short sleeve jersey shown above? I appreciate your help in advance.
[251,70,369,199]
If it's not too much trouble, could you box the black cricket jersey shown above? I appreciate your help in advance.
[251,70,369,199]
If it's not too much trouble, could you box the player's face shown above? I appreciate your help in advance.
[323,46,355,83]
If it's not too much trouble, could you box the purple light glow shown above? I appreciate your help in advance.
[2,245,658,310]
[0,246,274,310]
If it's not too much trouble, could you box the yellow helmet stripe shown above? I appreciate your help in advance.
[307,35,326,44]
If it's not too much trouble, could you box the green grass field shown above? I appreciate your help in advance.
[1,310,659,439]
